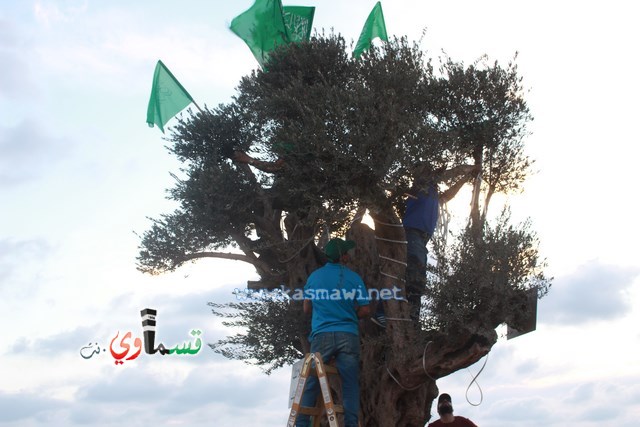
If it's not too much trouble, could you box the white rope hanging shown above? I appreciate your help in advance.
[435,200,451,245]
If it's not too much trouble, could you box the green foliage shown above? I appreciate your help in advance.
[136,33,547,371]
[425,209,551,333]
[208,292,309,374]
[432,55,531,156]
[137,210,231,274]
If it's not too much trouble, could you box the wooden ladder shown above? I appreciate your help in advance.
[286,352,344,427]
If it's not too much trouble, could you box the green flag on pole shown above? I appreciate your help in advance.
[230,0,290,68]
[146,60,194,133]
[353,1,388,58]
[283,6,315,43]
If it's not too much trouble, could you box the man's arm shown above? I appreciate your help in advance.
[303,299,312,315]
[438,164,477,182]
[233,150,284,173]
[356,305,370,319]
[439,165,481,203]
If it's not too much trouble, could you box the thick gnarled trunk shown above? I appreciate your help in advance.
[345,212,496,426]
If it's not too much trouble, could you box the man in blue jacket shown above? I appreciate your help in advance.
[297,238,370,427]
[403,164,478,320]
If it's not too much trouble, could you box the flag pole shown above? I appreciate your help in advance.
[190,98,203,114]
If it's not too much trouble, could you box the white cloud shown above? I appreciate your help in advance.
[0,238,51,298]
[33,0,87,28]
[539,260,640,325]
[0,18,36,101]
[0,391,69,424]
[0,120,71,186]
[435,372,640,427]
[33,2,66,28]
[0,355,293,426]
[0,50,32,101]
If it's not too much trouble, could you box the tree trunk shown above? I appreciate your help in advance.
[345,211,496,426]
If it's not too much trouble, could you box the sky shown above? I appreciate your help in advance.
[1,0,640,426]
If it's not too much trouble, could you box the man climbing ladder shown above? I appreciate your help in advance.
[295,238,370,427]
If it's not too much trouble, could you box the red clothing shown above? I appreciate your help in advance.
[428,416,478,427]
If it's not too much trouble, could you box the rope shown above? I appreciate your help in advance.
[379,271,405,282]
[378,255,407,266]
[421,341,437,381]
[385,340,437,391]
[435,201,451,245]
[465,354,488,407]
[385,365,423,391]
[374,236,407,244]
[277,234,316,263]
[372,218,404,228]
[350,212,365,226]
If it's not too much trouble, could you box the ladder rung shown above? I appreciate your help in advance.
[298,406,324,416]
[286,353,343,427]
[308,364,339,376]
[298,405,345,416]
[298,404,344,415]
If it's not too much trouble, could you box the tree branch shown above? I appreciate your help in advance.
[233,150,284,173]
[180,250,274,277]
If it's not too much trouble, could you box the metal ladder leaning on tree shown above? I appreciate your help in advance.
[287,352,361,427]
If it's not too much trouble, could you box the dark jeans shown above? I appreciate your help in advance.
[296,332,361,427]
[404,227,431,318]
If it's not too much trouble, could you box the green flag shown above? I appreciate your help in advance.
[230,0,289,68]
[283,6,315,43]
[353,1,388,58]
[146,60,194,133]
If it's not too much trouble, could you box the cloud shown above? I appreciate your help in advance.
[0,238,51,296]
[578,403,610,422]
[7,325,98,357]
[539,260,640,326]
[0,50,32,101]
[71,359,289,425]
[486,396,553,425]
[77,368,167,404]
[33,1,88,28]
[0,18,35,100]
[4,287,238,357]
[466,376,640,427]
[565,382,595,404]
[157,364,276,412]
[570,380,639,423]
[514,358,540,377]
[4,285,255,367]
[33,2,67,27]
[0,120,71,186]
[0,391,68,423]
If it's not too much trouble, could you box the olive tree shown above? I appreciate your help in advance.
[137,34,550,426]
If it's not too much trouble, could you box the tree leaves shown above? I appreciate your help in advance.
[136,34,550,378]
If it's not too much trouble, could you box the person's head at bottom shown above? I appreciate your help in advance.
[430,393,478,426]
[437,393,453,417]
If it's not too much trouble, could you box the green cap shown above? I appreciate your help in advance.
[324,238,356,261]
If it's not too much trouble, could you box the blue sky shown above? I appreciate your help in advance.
[1,1,640,426]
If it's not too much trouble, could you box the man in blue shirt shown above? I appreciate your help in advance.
[402,164,479,320]
[297,238,370,427]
